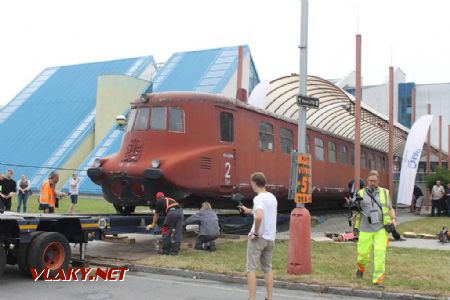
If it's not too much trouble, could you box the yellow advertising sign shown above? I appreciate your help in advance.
[295,153,312,204]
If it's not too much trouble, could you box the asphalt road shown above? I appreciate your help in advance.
[0,266,369,300]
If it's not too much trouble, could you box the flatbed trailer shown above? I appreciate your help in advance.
[0,210,276,280]
[0,212,108,279]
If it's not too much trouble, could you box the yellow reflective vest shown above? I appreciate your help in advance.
[354,187,392,230]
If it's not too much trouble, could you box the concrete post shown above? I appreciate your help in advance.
[354,34,362,192]
[426,104,431,210]
[388,67,394,202]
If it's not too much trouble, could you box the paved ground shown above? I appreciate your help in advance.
[0,266,368,300]
[71,208,449,263]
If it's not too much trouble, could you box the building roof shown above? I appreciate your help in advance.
[152,45,258,94]
[0,56,155,187]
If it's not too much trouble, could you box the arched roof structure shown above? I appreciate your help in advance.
[265,74,414,157]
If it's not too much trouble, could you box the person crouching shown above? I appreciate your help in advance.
[184,202,220,251]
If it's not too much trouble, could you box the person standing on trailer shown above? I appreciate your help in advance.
[183,202,220,251]
[0,169,17,211]
[39,171,66,213]
[68,173,80,214]
[146,192,183,255]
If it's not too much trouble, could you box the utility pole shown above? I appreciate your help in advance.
[287,0,314,275]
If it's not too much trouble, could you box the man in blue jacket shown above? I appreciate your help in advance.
[184,202,220,251]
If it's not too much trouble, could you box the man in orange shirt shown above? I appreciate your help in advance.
[39,171,66,213]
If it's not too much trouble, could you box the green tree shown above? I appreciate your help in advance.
[425,167,450,190]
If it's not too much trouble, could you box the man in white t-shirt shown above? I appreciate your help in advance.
[239,172,277,300]
[431,180,445,217]
[68,173,80,214]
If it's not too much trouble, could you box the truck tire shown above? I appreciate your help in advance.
[27,232,71,278]
[0,243,6,279]
[17,231,44,277]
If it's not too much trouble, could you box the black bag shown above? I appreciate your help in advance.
[367,190,397,235]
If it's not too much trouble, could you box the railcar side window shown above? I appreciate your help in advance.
[381,157,386,171]
[259,122,274,151]
[126,109,137,132]
[220,112,234,142]
[281,128,293,153]
[368,153,375,169]
[314,138,324,160]
[150,107,167,130]
[133,108,150,131]
[169,108,185,132]
[376,155,381,171]
[361,151,366,168]
[306,135,310,154]
[328,141,337,163]
[350,148,355,165]
[341,145,348,164]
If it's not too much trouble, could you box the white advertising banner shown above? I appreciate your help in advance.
[396,115,433,205]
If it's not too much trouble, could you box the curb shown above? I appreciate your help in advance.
[89,258,448,300]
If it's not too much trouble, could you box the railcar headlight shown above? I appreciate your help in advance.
[151,159,160,168]
[93,158,103,168]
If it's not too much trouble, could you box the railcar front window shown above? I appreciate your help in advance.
[281,128,293,153]
[126,109,137,132]
[150,107,167,130]
[133,108,150,131]
[169,108,184,132]
[220,112,234,142]
[314,138,324,160]
[259,122,274,151]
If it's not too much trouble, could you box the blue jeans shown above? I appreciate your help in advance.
[17,192,29,213]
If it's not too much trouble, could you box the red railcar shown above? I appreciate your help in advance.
[88,92,388,214]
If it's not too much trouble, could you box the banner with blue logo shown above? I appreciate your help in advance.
[397,115,433,205]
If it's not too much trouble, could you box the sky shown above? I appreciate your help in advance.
[1,0,450,105]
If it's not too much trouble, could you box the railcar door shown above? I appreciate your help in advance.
[217,108,237,194]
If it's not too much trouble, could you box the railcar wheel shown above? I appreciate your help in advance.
[18,231,45,276]
[113,205,136,215]
[27,232,71,278]
[0,243,6,279]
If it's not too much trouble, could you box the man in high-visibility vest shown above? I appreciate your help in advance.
[39,171,66,213]
[146,192,183,255]
[347,170,397,287]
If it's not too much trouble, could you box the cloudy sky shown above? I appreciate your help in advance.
[1,0,449,105]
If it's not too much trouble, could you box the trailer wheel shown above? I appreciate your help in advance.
[114,204,135,215]
[17,231,44,276]
[0,243,6,279]
[27,232,71,278]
